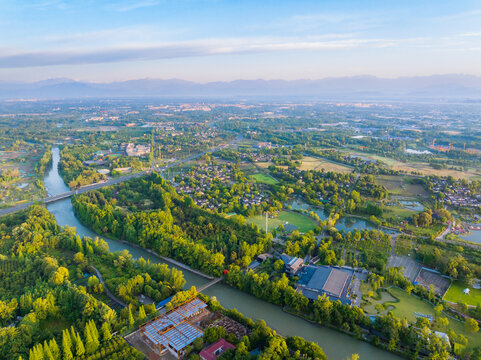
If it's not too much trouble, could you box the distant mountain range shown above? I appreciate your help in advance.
[1,75,481,100]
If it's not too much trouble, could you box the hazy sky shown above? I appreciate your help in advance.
[1,0,481,82]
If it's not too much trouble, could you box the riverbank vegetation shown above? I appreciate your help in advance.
[0,206,186,359]
[72,172,273,276]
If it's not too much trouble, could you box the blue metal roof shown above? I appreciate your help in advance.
[156,296,174,310]
[143,298,206,351]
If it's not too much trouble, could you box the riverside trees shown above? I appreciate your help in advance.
[72,173,272,276]
[0,206,179,359]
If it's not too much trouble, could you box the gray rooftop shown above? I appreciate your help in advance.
[322,268,350,297]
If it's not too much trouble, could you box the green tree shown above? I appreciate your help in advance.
[75,333,85,356]
[138,305,146,321]
[128,305,135,327]
[62,330,73,360]
[465,318,479,333]
[101,322,112,342]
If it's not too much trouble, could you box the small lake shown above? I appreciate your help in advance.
[399,200,424,212]
[460,230,481,244]
[287,199,398,234]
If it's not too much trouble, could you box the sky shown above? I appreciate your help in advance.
[1,0,481,82]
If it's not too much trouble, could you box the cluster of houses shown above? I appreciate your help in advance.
[174,165,268,211]
[284,167,353,202]
[431,179,481,208]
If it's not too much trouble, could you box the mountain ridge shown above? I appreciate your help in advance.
[1,74,481,99]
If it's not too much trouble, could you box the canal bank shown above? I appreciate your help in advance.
[44,147,400,360]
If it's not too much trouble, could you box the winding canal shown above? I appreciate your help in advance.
[45,147,399,360]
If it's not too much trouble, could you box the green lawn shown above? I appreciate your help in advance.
[249,173,279,185]
[384,205,416,219]
[387,287,435,323]
[277,211,317,233]
[404,223,446,238]
[247,211,317,233]
[444,281,481,307]
[385,287,481,349]
[359,287,481,349]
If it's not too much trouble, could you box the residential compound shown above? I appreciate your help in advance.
[125,143,151,157]
[431,178,481,208]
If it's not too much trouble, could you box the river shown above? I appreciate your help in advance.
[44,147,399,360]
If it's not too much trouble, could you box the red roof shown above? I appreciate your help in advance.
[200,338,236,360]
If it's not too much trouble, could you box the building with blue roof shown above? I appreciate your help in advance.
[140,298,206,358]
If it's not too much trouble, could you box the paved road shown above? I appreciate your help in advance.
[90,265,127,308]
[436,221,452,241]
[0,135,241,217]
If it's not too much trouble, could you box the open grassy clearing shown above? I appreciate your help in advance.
[299,156,353,173]
[362,290,397,316]
[249,173,279,185]
[383,205,417,221]
[444,281,481,306]
[247,210,317,233]
[376,175,428,197]
[255,161,278,169]
[346,151,481,180]
[387,287,435,323]
[404,223,446,238]
[363,286,481,349]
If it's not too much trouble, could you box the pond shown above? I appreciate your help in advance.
[43,148,401,360]
[460,230,481,244]
[399,200,424,212]
[286,198,398,234]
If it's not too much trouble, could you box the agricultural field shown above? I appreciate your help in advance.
[247,210,317,233]
[444,281,481,307]
[298,156,353,173]
[249,173,279,185]
[351,152,481,180]
[0,147,47,207]
[376,175,428,198]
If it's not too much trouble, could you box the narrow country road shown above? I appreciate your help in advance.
[90,265,127,308]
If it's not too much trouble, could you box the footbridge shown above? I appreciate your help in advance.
[197,277,223,292]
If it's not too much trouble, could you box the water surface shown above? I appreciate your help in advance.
[44,147,400,360]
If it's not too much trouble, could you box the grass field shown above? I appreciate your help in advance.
[247,211,317,233]
[299,156,353,173]
[376,175,428,197]
[363,287,481,349]
[387,287,435,323]
[352,152,481,180]
[249,173,279,185]
[383,205,417,224]
[404,223,446,238]
[444,281,481,306]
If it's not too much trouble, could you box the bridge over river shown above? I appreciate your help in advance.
[0,138,239,218]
